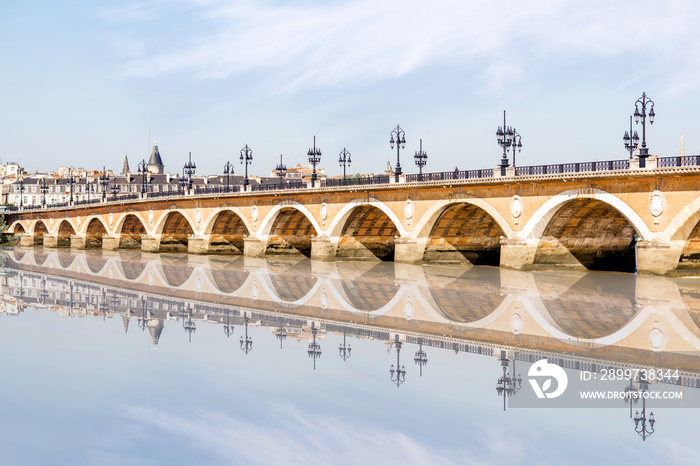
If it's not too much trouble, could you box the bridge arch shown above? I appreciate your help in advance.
[258,203,322,257]
[31,220,49,246]
[9,221,25,234]
[414,199,511,265]
[522,190,649,272]
[116,213,148,249]
[84,217,109,249]
[663,196,700,270]
[155,210,195,253]
[203,208,252,254]
[57,220,76,248]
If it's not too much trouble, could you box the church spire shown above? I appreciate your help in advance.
[122,153,130,174]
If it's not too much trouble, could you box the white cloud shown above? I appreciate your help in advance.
[114,0,700,93]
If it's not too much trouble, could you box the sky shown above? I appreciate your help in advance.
[1,0,700,177]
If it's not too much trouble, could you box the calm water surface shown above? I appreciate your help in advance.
[1,248,699,465]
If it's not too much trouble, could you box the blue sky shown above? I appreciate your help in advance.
[1,0,699,177]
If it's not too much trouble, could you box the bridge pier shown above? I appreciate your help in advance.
[141,235,160,253]
[102,235,121,251]
[43,234,58,248]
[17,234,34,248]
[187,235,210,254]
[310,236,335,261]
[394,238,425,263]
[243,236,266,258]
[70,235,86,249]
[636,240,680,275]
[499,238,537,270]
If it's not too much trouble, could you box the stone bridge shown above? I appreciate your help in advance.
[8,165,700,275]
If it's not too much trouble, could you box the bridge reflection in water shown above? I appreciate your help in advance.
[2,247,700,443]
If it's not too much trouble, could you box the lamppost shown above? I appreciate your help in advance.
[275,326,287,349]
[414,139,427,180]
[223,309,234,338]
[99,166,109,201]
[182,304,196,343]
[389,125,406,182]
[275,154,287,187]
[307,136,322,188]
[496,110,516,176]
[240,145,253,188]
[17,178,25,209]
[338,332,351,361]
[495,351,523,411]
[68,175,75,206]
[623,116,640,160]
[338,147,351,179]
[178,171,188,195]
[307,322,322,369]
[414,339,428,377]
[183,152,196,192]
[99,289,109,321]
[240,313,253,354]
[40,178,48,209]
[137,159,148,196]
[389,335,406,388]
[510,129,522,168]
[633,377,655,441]
[223,161,234,193]
[624,379,640,418]
[110,176,120,200]
[633,92,656,168]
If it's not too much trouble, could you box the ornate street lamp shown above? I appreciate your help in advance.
[389,125,406,182]
[182,304,196,343]
[623,116,640,160]
[99,166,109,201]
[17,178,25,209]
[307,136,322,187]
[633,92,655,168]
[495,351,522,411]
[137,159,148,195]
[275,154,287,187]
[223,161,234,193]
[307,322,322,369]
[414,339,428,377]
[497,111,519,175]
[68,175,75,206]
[110,176,120,200]
[240,145,253,188]
[633,377,655,441]
[338,147,351,179]
[275,326,287,349]
[240,313,253,354]
[338,332,351,361]
[183,152,196,191]
[414,139,427,180]
[511,130,522,168]
[178,170,188,194]
[389,335,406,388]
[40,178,48,209]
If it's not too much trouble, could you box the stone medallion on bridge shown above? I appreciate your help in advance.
[649,190,665,225]
[510,195,523,224]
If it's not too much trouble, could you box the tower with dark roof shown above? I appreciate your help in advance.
[122,154,130,174]
[147,141,164,174]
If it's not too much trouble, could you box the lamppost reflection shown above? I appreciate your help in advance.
[307,322,322,369]
[414,339,428,377]
[338,332,351,361]
[240,313,253,354]
[223,309,234,338]
[137,297,149,331]
[389,335,406,388]
[275,326,287,349]
[182,304,196,343]
[495,351,522,411]
[633,376,656,441]
[624,379,639,418]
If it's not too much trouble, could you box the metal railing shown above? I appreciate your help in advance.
[322,175,390,187]
[515,159,629,176]
[657,155,700,168]
[406,169,494,182]
[251,182,306,191]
